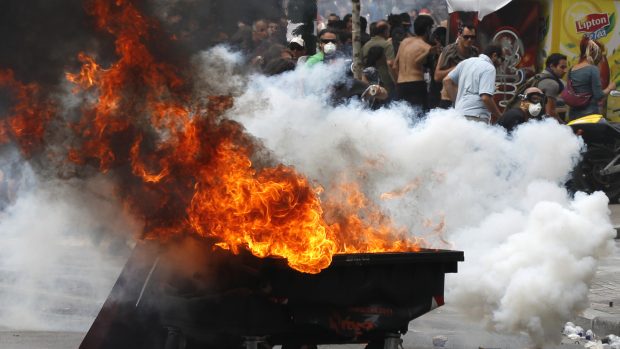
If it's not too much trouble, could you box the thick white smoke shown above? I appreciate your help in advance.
[0,154,140,331]
[201,51,617,346]
[1,41,615,346]
[192,46,249,97]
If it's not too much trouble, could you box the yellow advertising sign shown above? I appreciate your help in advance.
[554,0,620,119]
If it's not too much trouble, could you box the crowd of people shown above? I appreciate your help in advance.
[1,4,618,212]
[228,3,617,132]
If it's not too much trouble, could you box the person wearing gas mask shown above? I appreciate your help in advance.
[497,87,547,132]
[305,29,340,67]
[362,20,396,96]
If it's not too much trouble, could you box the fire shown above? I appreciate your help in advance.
[0,0,424,274]
[324,182,422,254]
[66,53,101,90]
[0,70,55,156]
[188,140,338,273]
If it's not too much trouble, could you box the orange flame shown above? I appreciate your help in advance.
[324,182,422,254]
[66,53,101,90]
[188,140,338,273]
[0,70,55,155]
[0,0,425,274]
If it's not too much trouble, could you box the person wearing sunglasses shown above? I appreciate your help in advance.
[306,29,340,67]
[434,22,479,109]
[497,87,548,132]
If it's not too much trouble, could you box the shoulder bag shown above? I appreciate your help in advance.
[560,68,592,108]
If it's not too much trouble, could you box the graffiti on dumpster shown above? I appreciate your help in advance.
[328,312,378,337]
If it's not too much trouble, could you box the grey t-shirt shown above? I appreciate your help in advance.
[568,65,604,120]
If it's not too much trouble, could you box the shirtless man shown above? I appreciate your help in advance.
[433,23,479,108]
[393,14,434,112]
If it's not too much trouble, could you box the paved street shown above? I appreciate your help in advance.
[0,330,84,349]
[572,205,620,338]
[1,209,620,349]
[400,240,620,349]
[586,205,620,318]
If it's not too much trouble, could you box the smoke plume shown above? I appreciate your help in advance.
[223,60,616,345]
[0,151,139,331]
[0,1,615,346]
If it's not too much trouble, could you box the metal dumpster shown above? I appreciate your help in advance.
[79,238,464,349]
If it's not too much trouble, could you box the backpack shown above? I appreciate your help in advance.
[504,74,555,110]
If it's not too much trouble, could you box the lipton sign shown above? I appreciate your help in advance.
[576,13,610,32]
[575,13,613,40]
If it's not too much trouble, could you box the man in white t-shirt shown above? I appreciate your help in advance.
[443,44,504,124]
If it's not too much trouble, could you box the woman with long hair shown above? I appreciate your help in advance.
[567,36,616,120]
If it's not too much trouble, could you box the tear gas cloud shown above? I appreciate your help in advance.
[0,148,140,331]
[0,0,615,345]
[0,43,615,343]
[217,55,616,345]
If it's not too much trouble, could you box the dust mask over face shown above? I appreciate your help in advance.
[323,42,337,55]
[528,102,543,117]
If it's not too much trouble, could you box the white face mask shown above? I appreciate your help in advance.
[323,42,337,55]
[528,102,543,117]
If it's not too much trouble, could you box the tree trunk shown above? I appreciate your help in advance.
[351,0,362,80]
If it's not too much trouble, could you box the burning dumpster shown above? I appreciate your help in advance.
[0,2,464,347]
[80,239,463,349]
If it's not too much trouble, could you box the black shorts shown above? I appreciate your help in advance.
[395,81,428,112]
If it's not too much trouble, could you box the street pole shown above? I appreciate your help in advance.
[351,0,362,80]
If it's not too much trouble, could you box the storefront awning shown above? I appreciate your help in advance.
[446,0,513,19]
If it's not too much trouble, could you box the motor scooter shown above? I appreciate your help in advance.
[567,91,620,202]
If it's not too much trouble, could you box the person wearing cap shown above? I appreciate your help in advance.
[288,37,306,62]
[497,87,548,132]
